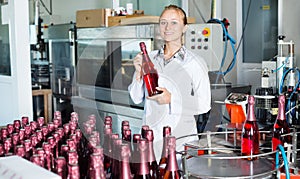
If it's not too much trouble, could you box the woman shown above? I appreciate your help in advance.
[128,5,211,158]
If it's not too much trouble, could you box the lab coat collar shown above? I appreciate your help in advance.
[156,45,186,62]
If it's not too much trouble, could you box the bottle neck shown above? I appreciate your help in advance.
[138,148,150,175]
[121,156,132,179]
[148,141,156,162]
[161,137,168,159]
[277,98,286,121]
[166,147,179,172]
[247,103,256,122]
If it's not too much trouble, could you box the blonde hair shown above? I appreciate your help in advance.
[160,4,187,25]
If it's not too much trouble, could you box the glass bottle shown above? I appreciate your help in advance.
[103,128,113,174]
[37,117,45,129]
[55,156,67,179]
[134,138,151,179]
[67,163,80,179]
[24,139,33,160]
[272,95,291,151]
[88,153,104,179]
[131,134,142,176]
[123,129,132,154]
[145,129,159,179]
[139,42,161,97]
[13,119,21,133]
[111,138,122,179]
[0,144,4,157]
[141,125,149,139]
[241,95,260,160]
[120,143,133,179]
[21,116,29,129]
[163,136,181,179]
[159,126,171,178]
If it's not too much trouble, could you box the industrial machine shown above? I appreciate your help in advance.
[72,24,163,135]
[255,35,300,126]
[47,23,77,123]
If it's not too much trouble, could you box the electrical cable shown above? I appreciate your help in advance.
[207,18,236,76]
[275,145,290,179]
[272,56,289,73]
[224,0,252,74]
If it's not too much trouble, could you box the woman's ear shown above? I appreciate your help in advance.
[183,24,188,34]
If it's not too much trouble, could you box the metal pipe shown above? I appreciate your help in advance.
[211,0,217,19]
[278,0,283,35]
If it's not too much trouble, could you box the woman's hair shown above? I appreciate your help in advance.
[160,4,187,25]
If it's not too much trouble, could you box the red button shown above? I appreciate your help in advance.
[202,30,209,35]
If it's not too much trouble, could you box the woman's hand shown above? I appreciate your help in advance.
[147,87,171,104]
[133,52,143,81]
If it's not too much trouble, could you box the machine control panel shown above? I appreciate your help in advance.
[185,24,224,71]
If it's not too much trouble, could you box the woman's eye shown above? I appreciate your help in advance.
[171,21,177,25]
[160,21,166,25]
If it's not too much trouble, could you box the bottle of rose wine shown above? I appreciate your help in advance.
[134,139,151,179]
[241,95,260,160]
[141,125,150,139]
[145,129,159,179]
[120,143,133,179]
[272,95,291,151]
[159,126,171,178]
[163,136,181,179]
[139,42,161,97]
[55,156,67,179]
[131,134,142,176]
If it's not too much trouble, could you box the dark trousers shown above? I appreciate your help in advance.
[195,110,211,139]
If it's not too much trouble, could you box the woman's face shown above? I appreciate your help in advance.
[159,9,187,43]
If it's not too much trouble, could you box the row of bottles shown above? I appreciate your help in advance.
[0,110,181,178]
[241,94,292,159]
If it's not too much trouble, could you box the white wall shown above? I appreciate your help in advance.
[0,0,32,125]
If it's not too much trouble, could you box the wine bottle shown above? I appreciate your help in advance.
[31,154,43,168]
[30,121,38,133]
[139,42,161,97]
[134,138,151,179]
[55,156,67,179]
[141,125,149,139]
[21,116,29,129]
[7,124,14,136]
[24,139,33,160]
[131,134,142,176]
[272,95,291,151]
[120,143,133,179]
[159,126,171,178]
[67,163,80,179]
[0,127,8,143]
[37,117,45,129]
[0,144,4,157]
[15,145,25,158]
[123,129,132,154]
[13,120,21,133]
[103,128,113,174]
[88,153,104,179]
[162,136,181,179]
[145,129,159,179]
[122,123,130,140]
[111,138,122,179]
[241,95,260,160]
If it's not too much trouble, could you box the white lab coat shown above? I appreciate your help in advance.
[128,46,211,160]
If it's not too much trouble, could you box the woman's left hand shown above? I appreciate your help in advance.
[147,87,171,104]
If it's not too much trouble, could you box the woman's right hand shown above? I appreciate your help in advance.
[133,52,143,81]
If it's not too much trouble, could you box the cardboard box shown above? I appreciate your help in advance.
[0,156,60,179]
[76,9,109,28]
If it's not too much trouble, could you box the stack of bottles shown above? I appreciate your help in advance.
[0,112,181,179]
